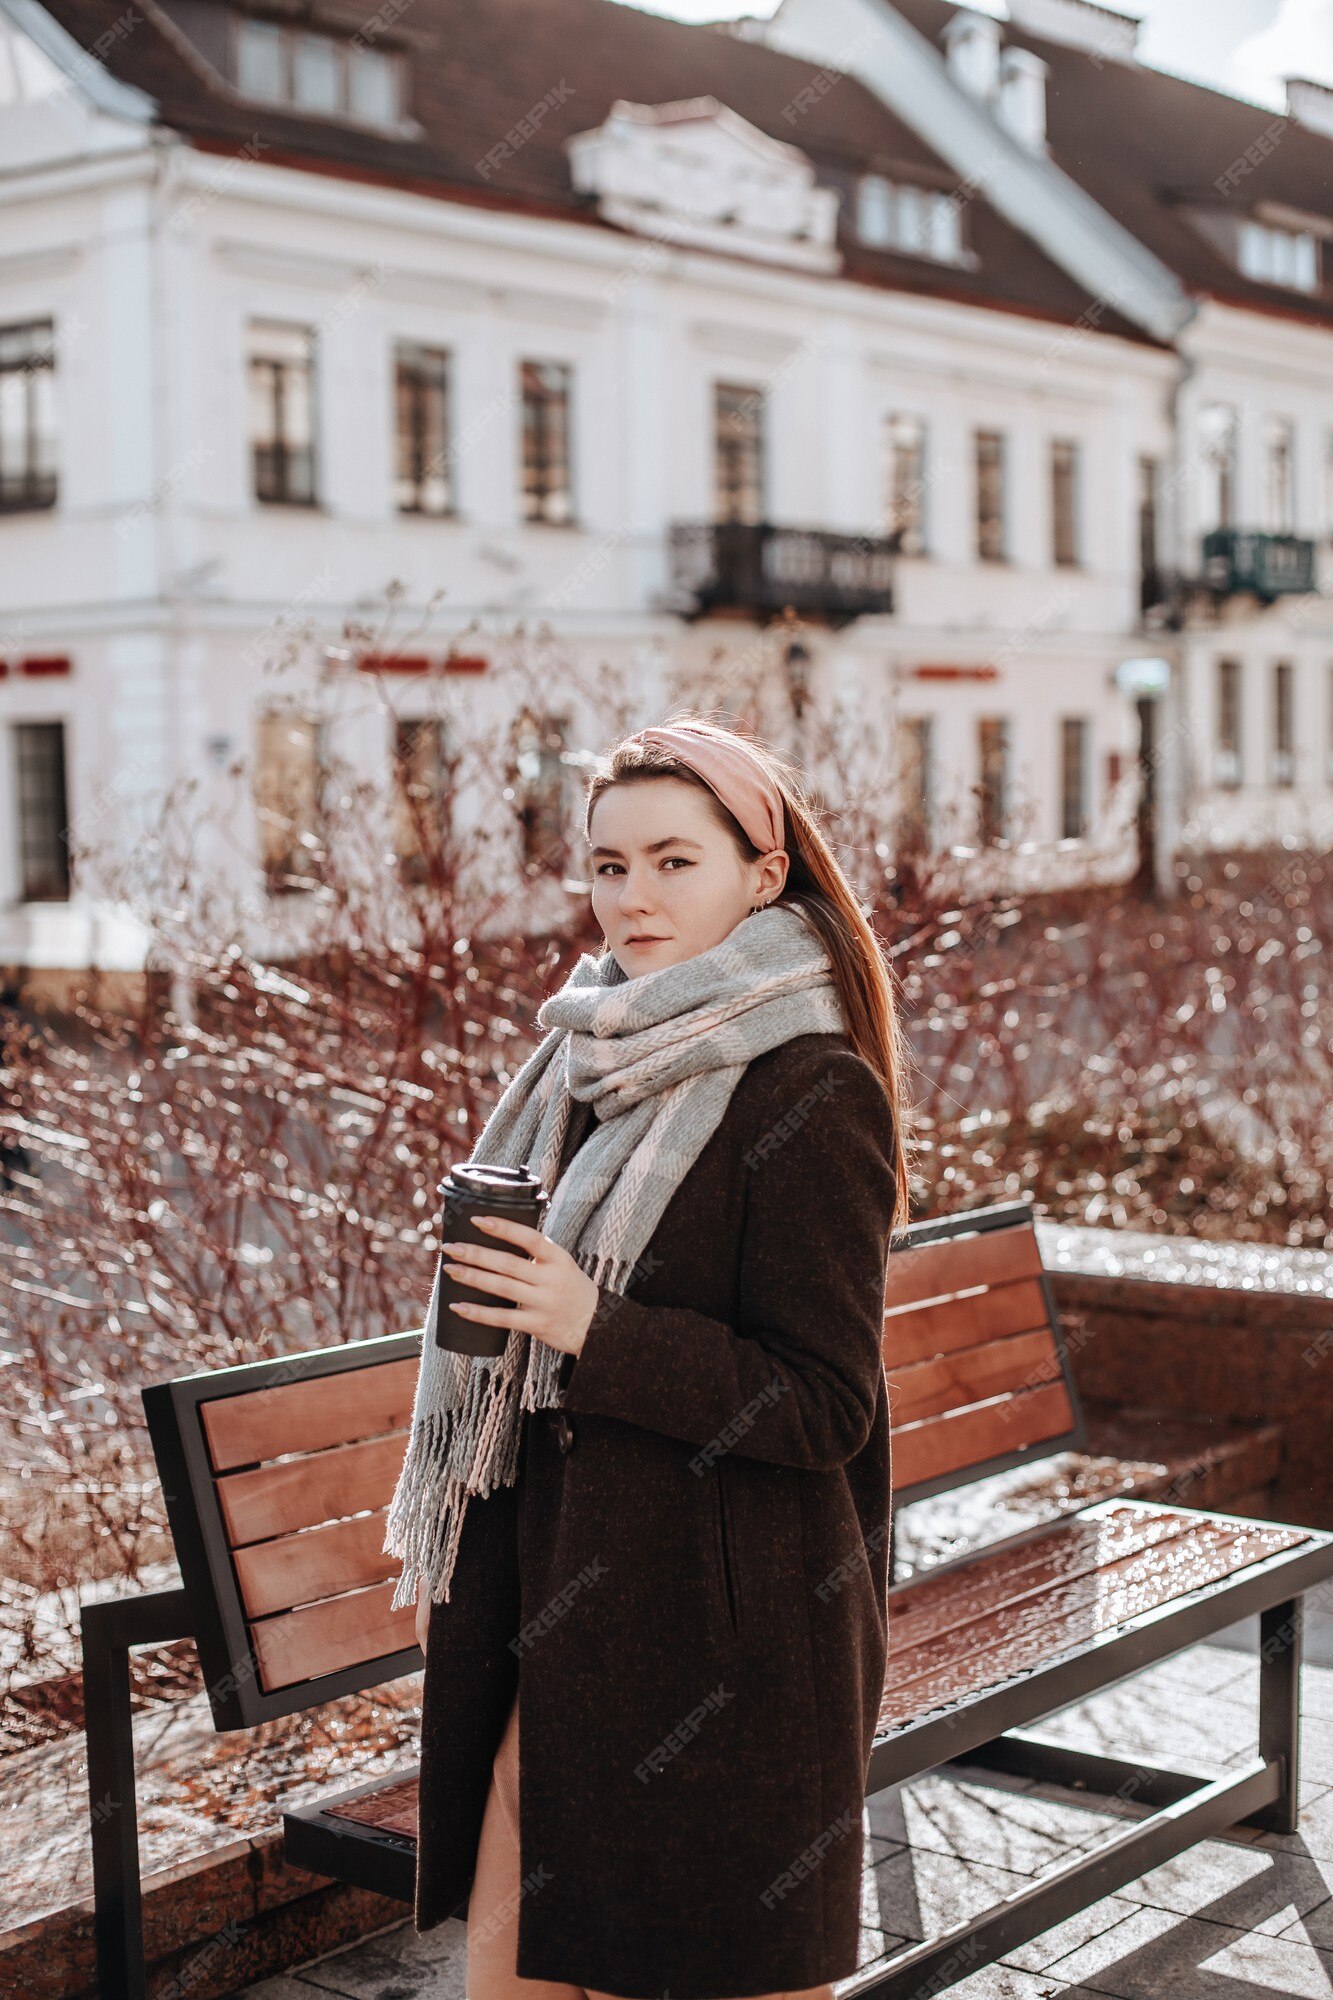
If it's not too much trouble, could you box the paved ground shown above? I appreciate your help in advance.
[233,1602,1333,2000]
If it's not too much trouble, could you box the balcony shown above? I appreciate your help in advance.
[668,521,897,627]
[1201,530,1317,601]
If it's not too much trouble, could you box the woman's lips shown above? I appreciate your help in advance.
[625,934,668,944]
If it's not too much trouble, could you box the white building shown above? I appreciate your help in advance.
[0,0,1327,973]
[771,0,1333,859]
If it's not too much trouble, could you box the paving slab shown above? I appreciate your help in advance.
[1037,1907,1333,1998]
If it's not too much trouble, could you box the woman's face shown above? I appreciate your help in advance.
[588,777,788,978]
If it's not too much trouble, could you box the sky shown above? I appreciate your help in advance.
[627,0,1333,108]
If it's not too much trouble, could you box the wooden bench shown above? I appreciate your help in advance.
[83,1196,1333,1999]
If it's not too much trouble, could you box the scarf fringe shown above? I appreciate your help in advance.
[383,900,845,1610]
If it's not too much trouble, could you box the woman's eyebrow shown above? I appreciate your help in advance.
[590,836,704,859]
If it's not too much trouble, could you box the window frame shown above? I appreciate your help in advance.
[248,318,319,508]
[0,318,58,515]
[1051,436,1081,569]
[519,359,575,527]
[13,719,70,903]
[975,428,1007,564]
[1059,715,1090,840]
[394,340,454,517]
[886,411,928,557]
[713,380,767,528]
[231,14,402,127]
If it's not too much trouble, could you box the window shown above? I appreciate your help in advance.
[395,342,452,515]
[1263,415,1296,535]
[1323,427,1333,537]
[856,175,963,262]
[248,320,317,505]
[512,709,570,872]
[1138,454,1159,578]
[1051,438,1080,567]
[234,17,401,126]
[896,715,934,854]
[1216,657,1241,788]
[1274,661,1294,786]
[975,429,1006,562]
[714,382,766,526]
[14,721,69,901]
[255,711,325,891]
[1238,220,1318,294]
[520,361,573,525]
[976,716,1009,844]
[1199,403,1237,533]
[886,413,927,555]
[393,715,452,881]
[1060,717,1089,839]
[0,319,57,513]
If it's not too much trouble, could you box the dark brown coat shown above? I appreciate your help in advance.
[414,1029,898,1998]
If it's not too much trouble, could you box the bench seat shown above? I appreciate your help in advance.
[279,1493,1329,1931]
[88,1199,1332,1999]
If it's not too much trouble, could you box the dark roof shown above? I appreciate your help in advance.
[892,0,1333,332]
[33,0,1158,343]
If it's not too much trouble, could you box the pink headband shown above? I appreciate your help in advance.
[630,723,785,857]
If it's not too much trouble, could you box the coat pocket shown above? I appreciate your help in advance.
[712,1462,742,1636]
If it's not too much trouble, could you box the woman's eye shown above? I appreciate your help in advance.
[595,858,692,875]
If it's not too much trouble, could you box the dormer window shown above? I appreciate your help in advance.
[233,14,402,126]
[1238,219,1318,293]
[856,175,963,263]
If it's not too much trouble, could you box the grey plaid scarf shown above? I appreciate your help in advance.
[384,897,845,1611]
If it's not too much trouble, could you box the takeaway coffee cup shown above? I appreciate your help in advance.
[434,1164,550,1358]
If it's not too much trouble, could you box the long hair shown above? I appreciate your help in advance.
[583,713,914,1235]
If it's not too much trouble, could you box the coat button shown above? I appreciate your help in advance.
[551,1411,575,1454]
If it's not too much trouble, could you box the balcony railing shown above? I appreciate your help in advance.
[668,521,896,626]
[1201,530,1316,600]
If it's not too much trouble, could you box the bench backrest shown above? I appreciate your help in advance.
[884,1197,1085,1505]
[142,1195,1079,1727]
[142,1331,423,1729]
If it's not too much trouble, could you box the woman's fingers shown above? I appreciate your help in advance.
[443,1259,537,1296]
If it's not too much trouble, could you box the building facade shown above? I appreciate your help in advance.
[0,0,1328,970]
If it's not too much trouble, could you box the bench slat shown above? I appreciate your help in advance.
[885,1222,1044,1310]
[217,1431,407,1547]
[324,1773,420,1840]
[232,1506,400,1619]
[879,1508,1310,1730]
[200,1357,418,1471]
[888,1504,1198,1650]
[889,1327,1064,1425]
[885,1276,1053,1366]
[891,1378,1075,1484]
[251,1578,417,1691]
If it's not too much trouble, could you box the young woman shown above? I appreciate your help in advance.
[384,715,912,2000]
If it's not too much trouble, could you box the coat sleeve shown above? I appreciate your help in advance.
[558,1043,898,1471]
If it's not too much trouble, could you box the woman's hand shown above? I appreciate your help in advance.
[440,1215,600,1358]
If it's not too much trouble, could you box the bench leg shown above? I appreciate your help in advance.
[81,1587,195,2000]
[1243,1594,1303,1835]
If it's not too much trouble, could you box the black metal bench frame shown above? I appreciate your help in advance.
[82,1198,1333,1999]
